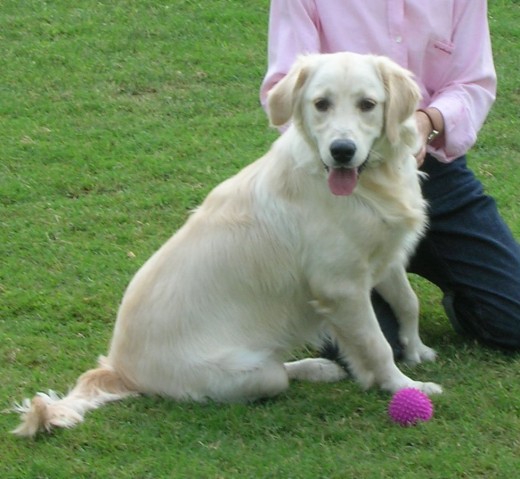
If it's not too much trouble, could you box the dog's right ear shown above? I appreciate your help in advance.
[375,56,422,146]
[267,56,313,127]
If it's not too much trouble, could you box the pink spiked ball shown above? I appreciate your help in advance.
[388,388,434,426]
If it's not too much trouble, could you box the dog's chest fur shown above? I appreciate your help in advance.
[295,166,421,250]
[303,191,420,283]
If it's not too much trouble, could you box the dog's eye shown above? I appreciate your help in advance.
[315,98,331,112]
[359,99,377,112]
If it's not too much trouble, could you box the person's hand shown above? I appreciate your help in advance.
[414,108,444,168]
[414,110,433,167]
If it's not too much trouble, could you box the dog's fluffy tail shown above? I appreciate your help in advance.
[12,356,137,438]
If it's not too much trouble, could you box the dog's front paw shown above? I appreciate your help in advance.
[386,379,443,395]
[412,381,443,395]
[403,341,437,366]
[381,371,443,395]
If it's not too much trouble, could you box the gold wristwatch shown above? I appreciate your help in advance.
[427,128,440,144]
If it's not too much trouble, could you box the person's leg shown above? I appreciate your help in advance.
[408,155,520,350]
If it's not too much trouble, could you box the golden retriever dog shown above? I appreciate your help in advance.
[13,52,442,438]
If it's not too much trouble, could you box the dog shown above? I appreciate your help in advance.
[13,52,442,438]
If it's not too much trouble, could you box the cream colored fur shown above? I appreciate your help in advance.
[13,52,441,438]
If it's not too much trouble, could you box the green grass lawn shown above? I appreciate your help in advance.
[1,1,519,478]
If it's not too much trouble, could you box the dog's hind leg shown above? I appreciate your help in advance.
[284,358,348,382]
[375,266,437,365]
[202,353,290,403]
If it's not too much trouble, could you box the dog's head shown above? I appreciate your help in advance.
[267,53,421,196]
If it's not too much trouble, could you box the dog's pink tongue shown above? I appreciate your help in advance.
[328,168,358,196]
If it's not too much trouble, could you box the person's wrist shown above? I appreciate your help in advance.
[417,109,439,143]
[415,110,433,143]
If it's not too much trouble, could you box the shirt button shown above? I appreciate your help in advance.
[396,36,402,43]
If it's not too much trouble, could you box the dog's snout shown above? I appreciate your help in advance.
[330,139,357,165]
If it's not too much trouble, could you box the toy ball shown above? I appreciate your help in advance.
[388,388,434,426]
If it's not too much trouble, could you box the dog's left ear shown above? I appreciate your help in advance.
[267,55,316,127]
[375,57,422,145]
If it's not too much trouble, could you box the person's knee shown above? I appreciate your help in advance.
[443,291,520,350]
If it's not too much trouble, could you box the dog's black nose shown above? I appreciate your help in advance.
[330,139,357,165]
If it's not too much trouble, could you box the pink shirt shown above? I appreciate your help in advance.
[260,0,497,163]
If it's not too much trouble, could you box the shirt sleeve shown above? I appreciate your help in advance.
[259,0,319,110]
[426,0,496,162]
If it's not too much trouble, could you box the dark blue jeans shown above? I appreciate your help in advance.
[377,154,520,353]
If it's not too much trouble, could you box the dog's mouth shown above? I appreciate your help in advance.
[323,160,368,196]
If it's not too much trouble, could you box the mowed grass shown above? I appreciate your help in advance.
[1,1,519,478]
